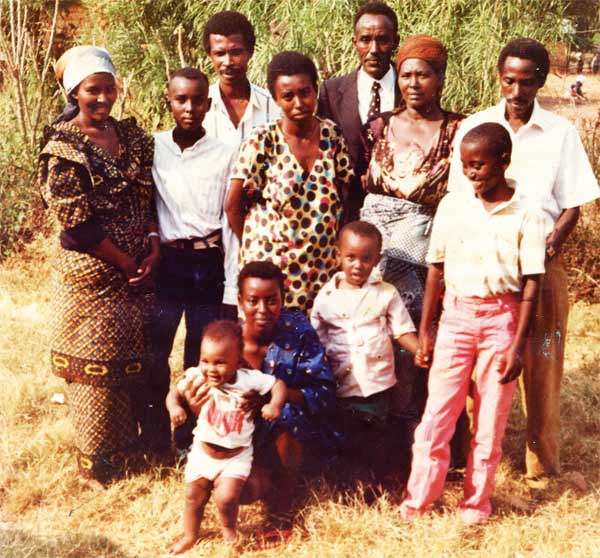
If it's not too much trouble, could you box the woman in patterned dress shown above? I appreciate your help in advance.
[37,47,159,485]
[226,51,354,313]
[360,36,465,459]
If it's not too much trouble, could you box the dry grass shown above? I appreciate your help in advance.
[1,236,600,558]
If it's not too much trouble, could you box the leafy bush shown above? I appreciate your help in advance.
[0,0,579,258]
[563,112,600,302]
[92,0,570,127]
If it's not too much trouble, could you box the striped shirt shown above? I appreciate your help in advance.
[204,81,280,149]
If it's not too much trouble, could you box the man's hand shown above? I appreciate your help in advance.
[499,345,523,384]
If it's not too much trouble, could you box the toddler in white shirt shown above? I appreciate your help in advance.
[166,320,286,552]
[311,221,418,484]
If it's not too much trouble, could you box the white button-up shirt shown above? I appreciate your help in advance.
[152,130,238,304]
[357,65,396,124]
[204,81,280,149]
[311,271,415,398]
[448,99,599,235]
[427,186,546,298]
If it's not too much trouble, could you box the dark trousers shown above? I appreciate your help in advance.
[140,245,225,451]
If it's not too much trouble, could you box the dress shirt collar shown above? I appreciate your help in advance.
[357,65,395,92]
[495,99,550,132]
[468,179,522,214]
[210,80,262,110]
[329,268,383,292]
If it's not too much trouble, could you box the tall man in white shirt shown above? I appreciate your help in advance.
[318,1,400,221]
[145,68,237,451]
[448,38,599,483]
[202,10,279,149]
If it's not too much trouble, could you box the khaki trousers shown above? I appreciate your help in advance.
[521,256,569,478]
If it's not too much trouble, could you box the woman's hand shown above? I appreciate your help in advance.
[169,404,187,428]
[261,402,282,422]
[183,380,211,416]
[239,390,268,414]
[129,251,160,286]
[118,253,139,279]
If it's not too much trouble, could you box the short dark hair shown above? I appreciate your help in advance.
[202,319,243,355]
[238,261,285,295]
[266,51,318,98]
[353,1,398,34]
[202,10,256,55]
[462,122,512,160]
[497,38,550,85]
[339,220,383,253]
[168,67,209,89]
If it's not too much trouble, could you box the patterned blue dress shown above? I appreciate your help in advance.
[257,308,341,452]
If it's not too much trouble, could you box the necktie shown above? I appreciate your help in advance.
[367,81,381,121]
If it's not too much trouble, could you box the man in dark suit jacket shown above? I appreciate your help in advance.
[318,1,400,221]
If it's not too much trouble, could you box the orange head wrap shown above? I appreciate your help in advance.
[396,35,447,76]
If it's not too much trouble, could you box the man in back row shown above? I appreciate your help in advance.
[318,1,400,221]
[202,10,280,149]
[449,38,599,485]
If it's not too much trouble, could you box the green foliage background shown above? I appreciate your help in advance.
[93,0,570,128]
[0,0,576,257]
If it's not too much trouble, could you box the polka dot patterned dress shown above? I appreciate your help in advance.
[232,117,354,312]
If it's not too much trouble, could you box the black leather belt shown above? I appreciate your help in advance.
[164,229,222,250]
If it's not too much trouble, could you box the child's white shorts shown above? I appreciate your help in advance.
[184,443,253,484]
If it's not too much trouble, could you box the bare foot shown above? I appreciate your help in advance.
[222,527,237,544]
[169,534,199,555]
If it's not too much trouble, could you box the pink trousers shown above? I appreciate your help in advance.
[400,293,519,523]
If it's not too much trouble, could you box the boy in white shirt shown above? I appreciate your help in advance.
[166,320,286,552]
[145,68,237,452]
[400,123,546,525]
[311,220,418,484]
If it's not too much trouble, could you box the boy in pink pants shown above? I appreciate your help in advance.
[399,122,546,525]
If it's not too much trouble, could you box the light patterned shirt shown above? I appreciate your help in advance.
[311,271,415,398]
[427,185,546,298]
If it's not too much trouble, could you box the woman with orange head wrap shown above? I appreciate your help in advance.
[360,35,465,469]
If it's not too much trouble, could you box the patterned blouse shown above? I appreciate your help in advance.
[37,118,156,387]
[364,109,464,208]
[258,308,341,451]
[231,118,354,312]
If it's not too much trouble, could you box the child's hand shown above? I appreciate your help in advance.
[415,332,433,368]
[499,346,523,384]
[169,405,187,428]
[261,402,281,422]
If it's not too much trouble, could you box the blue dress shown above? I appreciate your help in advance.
[258,308,341,452]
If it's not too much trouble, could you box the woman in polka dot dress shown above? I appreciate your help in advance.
[226,51,354,313]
